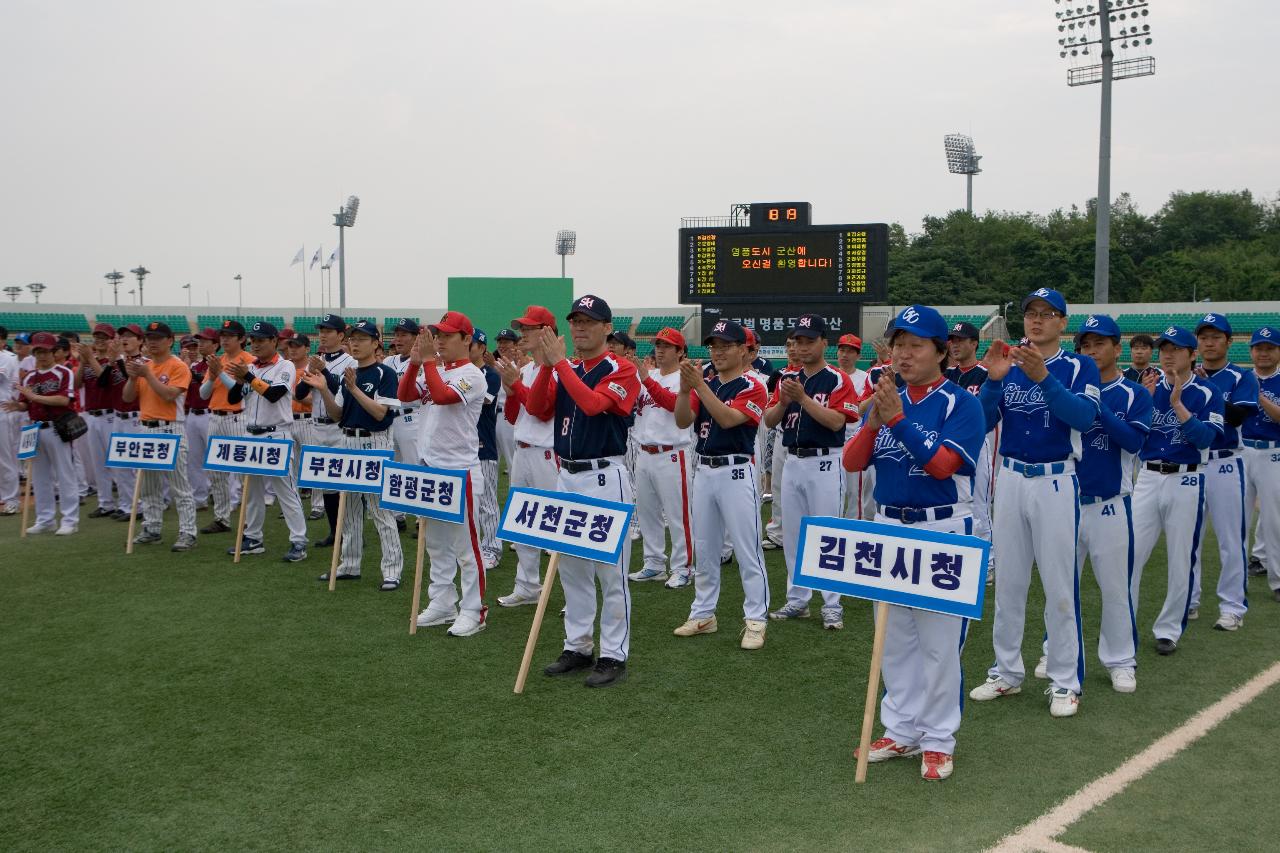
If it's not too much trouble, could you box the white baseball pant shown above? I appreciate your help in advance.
[508,444,558,597]
[30,423,80,528]
[0,410,20,505]
[689,457,769,621]
[972,430,998,554]
[987,464,1084,695]
[392,406,421,466]
[478,458,500,559]
[1075,496,1139,670]
[184,411,210,504]
[83,411,117,510]
[876,512,972,755]
[496,413,515,471]
[109,412,139,509]
[781,452,846,613]
[1194,453,1248,618]
[207,411,245,523]
[312,421,341,513]
[423,466,487,622]
[635,446,694,575]
[138,422,196,537]
[243,425,308,547]
[1131,467,1205,644]
[1244,442,1280,589]
[764,429,785,545]
[337,430,403,582]
[73,440,89,497]
[557,458,634,662]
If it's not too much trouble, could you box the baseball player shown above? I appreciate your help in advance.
[1130,326,1225,655]
[608,329,641,540]
[282,334,315,505]
[295,314,358,542]
[470,328,504,570]
[3,332,79,534]
[762,335,801,551]
[302,320,403,588]
[1241,327,1280,601]
[123,322,198,551]
[494,328,520,471]
[402,313,489,634]
[181,331,215,510]
[835,332,873,520]
[494,305,560,608]
[383,317,425,481]
[0,326,19,515]
[75,325,120,518]
[626,326,696,587]
[1124,335,1158,383]
[945,321,998,580]
[670,319,770,647]
[525,295,641,688]
[843,305,986,782]
[200,320,254,535]
[970,288,1100,718]
[96,324,145,521]
[1190,313,1258,631]
[223,321,309,562]
[765,314,861,629]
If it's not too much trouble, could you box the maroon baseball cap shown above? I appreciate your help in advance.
[512,305,556,329]
[92,322,117,338]
[30,331,58,350]
[194,327,219,343]
[117,323,144,338]
[430,311,474,337]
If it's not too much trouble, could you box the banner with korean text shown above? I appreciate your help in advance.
[204,435,294,477]
[18,424,40,460]
[106,432,182,471]
[378,461,468,524]
[498,487,634,564]
[297,445,393,493]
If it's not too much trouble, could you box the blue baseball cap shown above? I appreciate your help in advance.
[890,305,948,345]
[1155,326,1197,351]
[1194,312,1232,336]
[15,333,32,344]
[1076,314,1121,343]
[1020,287,1068,316]
[316,313,346,332]
[247,320,279,339]
[496,328,520,342]
[703,319,747,345]
[393,318,421,335]
[472,328,488,346]
[348,320,381,339]
[1250,327,1278,346]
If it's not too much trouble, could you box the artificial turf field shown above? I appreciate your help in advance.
[3,485,1278,852]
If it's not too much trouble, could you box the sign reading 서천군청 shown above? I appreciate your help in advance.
[793,517,990,620]
[106,432,182,471]
[498,487,634,564]
[203,435,294,477]
[297,445,392,494]
[17,424,39,460]
[378,461,467,524]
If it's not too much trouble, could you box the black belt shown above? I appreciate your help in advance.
[1207,449,1235,460]
[699,454,751,468]
[1079,493,1119,506]
[115,411,138,418]
[1146,462,1198,474]
[401,406,417,414]
[342,427,377,437]
[560,457,611,474]
[188,408,209,415]
[316,417,335,425]
[246,426,278,435]
[212,410,238,417]
[882,505,954,524]
[789,447,834,458]
[640,444,675,454]
[87,408,111,416]
[293,413,311,420]
[141,419,174,427]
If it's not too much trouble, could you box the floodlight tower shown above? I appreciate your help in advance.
[4,286,22,302]
[1054,0,1156,304]
[943,134,983,214]
[105,270,125,305]
[130,266,150,306]
[555,230,577,278]
[332,195,359,309]
[28,283,46,303]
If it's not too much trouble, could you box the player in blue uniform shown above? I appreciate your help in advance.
[1131,327,1225,654]
[970,288,1100,718]
[1191,313,1259,630]
[526,295,641,687]
[472,328,504,570]
[844,305,986,781]
[1241,327,1280,599]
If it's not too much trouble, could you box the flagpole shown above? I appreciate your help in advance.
[301,247,307,314]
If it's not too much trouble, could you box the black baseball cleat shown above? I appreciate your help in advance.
[584,657,627,688]
[317,572,359,582]
[87,507,111,519]
[1155,638,1178,655]
[543,650,594,676]
[313,535,335,548]
[1273,588,1280,603]
[111,509,130,521]
[1248,557,1265,577]
[396,516,407,532]
[200,519,231,534]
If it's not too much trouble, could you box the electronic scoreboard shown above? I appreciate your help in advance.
[678,203,888,305]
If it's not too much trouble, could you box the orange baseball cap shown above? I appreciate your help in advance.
[653,327,686,349]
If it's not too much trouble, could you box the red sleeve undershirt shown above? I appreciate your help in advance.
[505,380,527,424]
[842,380,964,479]
[642,375,679,411]
[397,362,422,403]
[553,359,637,417]
[422,361,461,405]
[526,365,557,421]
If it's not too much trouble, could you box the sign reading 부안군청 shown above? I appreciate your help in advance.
[106,432,182,471]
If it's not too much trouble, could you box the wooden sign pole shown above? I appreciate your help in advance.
[19,460,32,537]
[328,492,347,591]
[855,600,891,784]
[409,518,427,634]
[232,473,250,563]
[124,469,143,554]
[513,553,561,694]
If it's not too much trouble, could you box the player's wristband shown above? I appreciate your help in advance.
[250,377,269,395]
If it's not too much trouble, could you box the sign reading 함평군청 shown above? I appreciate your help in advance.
[793,517,990,620]
[498,487,634,564]
[378,461,468,524]
[106,432,182,471]
[204,435,294,477]
[17,424,39,460]
[297,445,392,494]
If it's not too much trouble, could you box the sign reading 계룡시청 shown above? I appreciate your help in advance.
[204,435,294,477]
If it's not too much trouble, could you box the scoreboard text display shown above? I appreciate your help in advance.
[679,216,888,305]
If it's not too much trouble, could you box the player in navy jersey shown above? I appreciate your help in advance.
[1131,327,1225,655]
[1191,313,1259,630]
[970,288,1101,719]
[1241,328,1280,598]
[1124,335,1158,383]
[526,295,641,687]
[671,320,771,648]
[844,305,986,781]
[945,321,996,578]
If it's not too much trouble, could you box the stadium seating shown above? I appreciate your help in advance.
[0,312,92,334]
[635,315,686,336]
[96,313,190,333]
[611,316,633,334]
[197,314,285,332]
[635,340,654,358]
[941,313,990,329]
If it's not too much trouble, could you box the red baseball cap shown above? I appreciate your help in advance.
[654,327,686,350]
[117,323,144,338]
[92,322,117,338]
[431,311,474,337]
[30,331,58,349]
[194,327,220,343]
[743,328,758,347]
[512,305,556,329]
[278,327,296,340]
[838,333,863,350]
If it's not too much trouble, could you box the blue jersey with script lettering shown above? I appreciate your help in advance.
[982,350,1101,463]
[1077,377,1153,498]
[768,364,859,449]
[335,362,400,431]
[693,373,768,456]
[1242,369,1280,442]
[550,354,639,460]
[1204,364,1258,450]
[871,380,986,509]
[1139,377,1225,464]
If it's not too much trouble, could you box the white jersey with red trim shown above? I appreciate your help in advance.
[420,359,486,469]
[513,360,554,448]
[633,368,692,448]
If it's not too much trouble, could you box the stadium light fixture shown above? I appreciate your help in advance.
[943,134,983,214]
[28,282,46,304]
[1053,0,1156,304]
[332,195,359,309]
[5,285,24,302]
[555,230,577,278]
[130,266,150,307]
[105,270,125,306]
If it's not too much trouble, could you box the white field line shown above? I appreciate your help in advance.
[988,660,1280,853]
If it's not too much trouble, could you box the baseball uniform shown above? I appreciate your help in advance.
[499,360,559,605]
[19,359,80,532]
[630,367,696,584]
[1242,328,1280,594]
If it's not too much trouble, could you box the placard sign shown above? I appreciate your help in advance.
[378,461,467,524]
[105,432,182,471]
[17,424,40,460]
[793,517,990,619]
[204,435,294,477]
[498,487,634,564]
[297,445,393,494]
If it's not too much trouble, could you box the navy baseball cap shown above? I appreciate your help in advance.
[144,321,174,338]
[1250,327,1278,346]
[219,319,246,337]
[393,318,421,335]
[247,320,279,339]
[316,313,346,332]
[890,305,948,345]
[496,328,520,342]
[1194,313,1232,336]
[472,328,488,346]
[789,313,828,339]
[703,319,747,345]
[608,331,636,350]
[1020,287,1068,316]
[1155,326,1197,350]
[349,320,381,339]
[567,294,611,322]
[1076,314,1121,343]
[947,321,980,341]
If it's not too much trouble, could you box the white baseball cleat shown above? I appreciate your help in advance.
[1109,667,1137,693]
[26,521,57,535]
[497,589,540,608]
[1047,687,1079,717]
[969,676,1021,701]
[628,567,667,583]
[55,524,79,536]
[665,570,692,589]
[858,737,921,763]
[447,614,486,637]
[673,616,718,637]
[740,619,766,650]
[416,608,457,628]
[481,553,500,571]
[921,751,954,781]
[1213,613,1243,632]
[1186,607,1200,621]
[1034,656,1048,679]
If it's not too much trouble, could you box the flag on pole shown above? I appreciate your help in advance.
[328,245,341,265]
[290,246,305,266]
[310,246,322,269]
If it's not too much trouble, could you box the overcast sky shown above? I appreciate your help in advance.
[2,0,1275,311]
